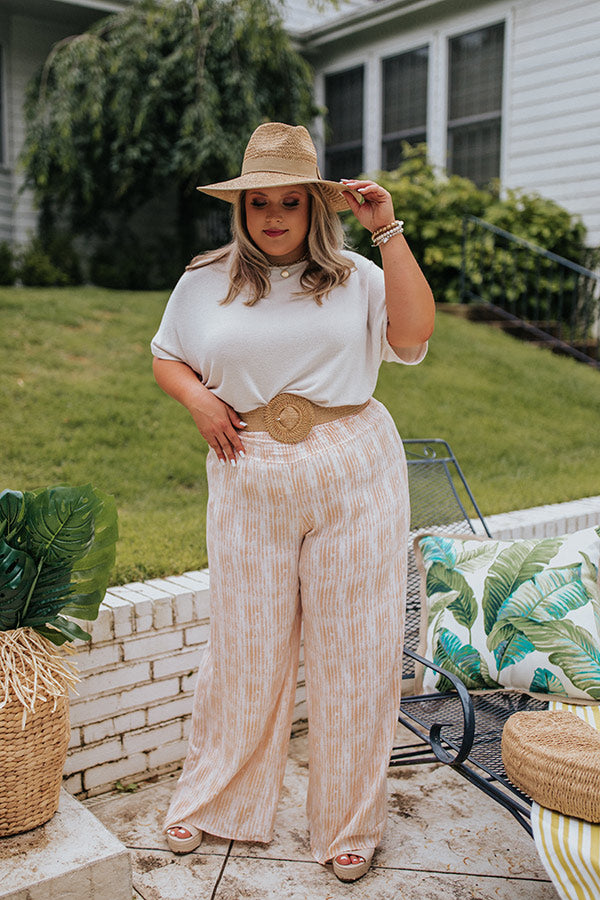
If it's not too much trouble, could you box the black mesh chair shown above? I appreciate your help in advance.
[393,439,545,836]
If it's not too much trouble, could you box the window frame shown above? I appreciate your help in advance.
[323,63,365,181]
[380,43,429,170]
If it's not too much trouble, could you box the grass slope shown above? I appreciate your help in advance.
[2,286,598,584]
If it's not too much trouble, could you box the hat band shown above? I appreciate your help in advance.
[241,156,320,180]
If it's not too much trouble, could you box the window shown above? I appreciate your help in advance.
[381,46,428,170]
[0,45,4,166]
[324,66,364,181]
[447,22,504,186]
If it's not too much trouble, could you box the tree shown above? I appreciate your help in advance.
[21,0,318,283]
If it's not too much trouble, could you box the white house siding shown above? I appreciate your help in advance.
[303,0,600,248]
[507,0,600,246]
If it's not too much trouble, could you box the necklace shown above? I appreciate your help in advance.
[272,253,308,279]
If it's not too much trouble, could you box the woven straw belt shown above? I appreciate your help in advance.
[241,394,369,444]
[501,710,600,822]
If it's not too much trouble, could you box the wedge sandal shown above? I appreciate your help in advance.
[165,823,203,853]
[332,848,374,882]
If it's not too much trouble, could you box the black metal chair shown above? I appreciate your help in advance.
[392,439,546,837]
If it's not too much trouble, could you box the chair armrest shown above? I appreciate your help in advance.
[402,647,476,766]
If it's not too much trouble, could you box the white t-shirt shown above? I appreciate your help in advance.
[150,249,427,413]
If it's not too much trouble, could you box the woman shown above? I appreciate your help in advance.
[151,122,434,882]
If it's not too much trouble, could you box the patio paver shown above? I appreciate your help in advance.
[84,727,557,899]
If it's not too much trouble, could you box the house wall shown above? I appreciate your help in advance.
[307,0,600,247]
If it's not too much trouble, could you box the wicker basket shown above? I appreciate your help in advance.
[0,693,71,837]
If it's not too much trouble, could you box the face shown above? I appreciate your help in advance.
[244,185,310,263]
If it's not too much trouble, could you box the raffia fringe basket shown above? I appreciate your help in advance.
[0,628,78,837]
[502,710,600,823]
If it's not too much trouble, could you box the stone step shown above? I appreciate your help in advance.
[0,789,131,900]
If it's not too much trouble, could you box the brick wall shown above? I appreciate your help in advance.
[64,495,600,798]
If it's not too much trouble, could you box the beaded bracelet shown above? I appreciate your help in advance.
[371,220,404,247]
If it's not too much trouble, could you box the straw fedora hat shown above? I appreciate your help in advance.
[196,122,359,212]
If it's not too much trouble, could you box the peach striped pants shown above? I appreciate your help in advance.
[164,399,409,864]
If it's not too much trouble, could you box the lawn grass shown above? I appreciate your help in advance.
[2,285,599,584]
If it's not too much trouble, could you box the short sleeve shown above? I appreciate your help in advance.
[365,257,428,366]
[150,273,190,364]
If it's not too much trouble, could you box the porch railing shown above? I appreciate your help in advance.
[460,215,600,367]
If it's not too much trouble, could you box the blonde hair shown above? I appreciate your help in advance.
[186,185,354,306]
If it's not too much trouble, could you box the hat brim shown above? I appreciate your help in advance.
[196,172,359,213]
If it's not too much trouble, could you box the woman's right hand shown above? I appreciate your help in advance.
[186,389,246,465]
[152,358,245,465]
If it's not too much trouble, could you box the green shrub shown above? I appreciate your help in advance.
[89,231,184,291]
[343,144,594,305]
[0,241,16,285]
[18,237,70,287]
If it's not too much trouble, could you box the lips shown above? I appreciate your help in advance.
[263,229,287,237]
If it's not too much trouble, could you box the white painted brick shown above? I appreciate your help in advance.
[122,581,174,602]
[82,709,147,746]
[147,696,193,726]
[192,589,211,621]
[114,709,147,736]
[68,727,82,749]
[153,648,199,679]
[123,721,182,755]
[148,739,189,769]
[88,607,113,644]
[83,752,147,792]
[108,585,148,605]
[75,661,150,699]
[166,573,207,592]
[64,737,123,775]
[182,569,210,588]
[103,592,134,637]
[123,630,183,662]
[63,772,83,795]
[183,717,191,740]
[174,594,194,624]
[184,622,210,646]
[69,694,122,727]
[145,577,194,603]
[75,642,121,674]
[118,677,180,713]
[181,670,199,693]
[153,596,174,629]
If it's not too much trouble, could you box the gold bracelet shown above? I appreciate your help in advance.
[371,219,403,240]
[371,221,404,247]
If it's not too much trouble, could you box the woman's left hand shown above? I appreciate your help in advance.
[340,179,396,234]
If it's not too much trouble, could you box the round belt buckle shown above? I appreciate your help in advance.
[264,394,315,443]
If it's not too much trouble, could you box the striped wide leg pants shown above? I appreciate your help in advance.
[164,399,410,864]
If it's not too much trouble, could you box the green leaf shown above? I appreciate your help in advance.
[454,541,499,573]
[418,535,457,568]
[529,667,567,695]
[0,490,26,541]
[41,615,92,644]
[426,562,478,630]
[512,618,600,699]
[496,565,590,624]
[23,485,96,565]
[492,623,535,672]
[432,628,492,690]
[481,538,562,634]
[0,538,37,629]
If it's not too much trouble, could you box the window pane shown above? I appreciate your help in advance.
[324,66,364,179]
[449,23,504,120]
[0,46,4,165]
[448,119,501,186]
[382,132,426,171]
[447,22,504,185]
[382,46,428,135]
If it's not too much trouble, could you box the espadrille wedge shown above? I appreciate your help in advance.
[332,848,374,882]
[165,823,203,853]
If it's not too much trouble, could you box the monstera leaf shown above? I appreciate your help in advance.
[481,538,562,635]
[0,485,118,645]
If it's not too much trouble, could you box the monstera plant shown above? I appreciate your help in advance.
[0,484,118,837]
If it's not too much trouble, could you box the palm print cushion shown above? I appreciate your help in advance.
[415,526,600,701]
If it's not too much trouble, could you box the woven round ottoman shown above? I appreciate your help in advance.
[501,710,600,822]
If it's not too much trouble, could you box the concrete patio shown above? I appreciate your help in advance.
[84,725,558,900]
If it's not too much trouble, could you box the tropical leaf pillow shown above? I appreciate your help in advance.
[415,526,600,702]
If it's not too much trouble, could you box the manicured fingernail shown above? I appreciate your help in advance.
[219,457,226,466]
[238,449,246,458]
[230,458,236,467]
[239,420,248,428]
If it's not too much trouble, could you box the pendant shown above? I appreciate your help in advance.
[281,269,291,278]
